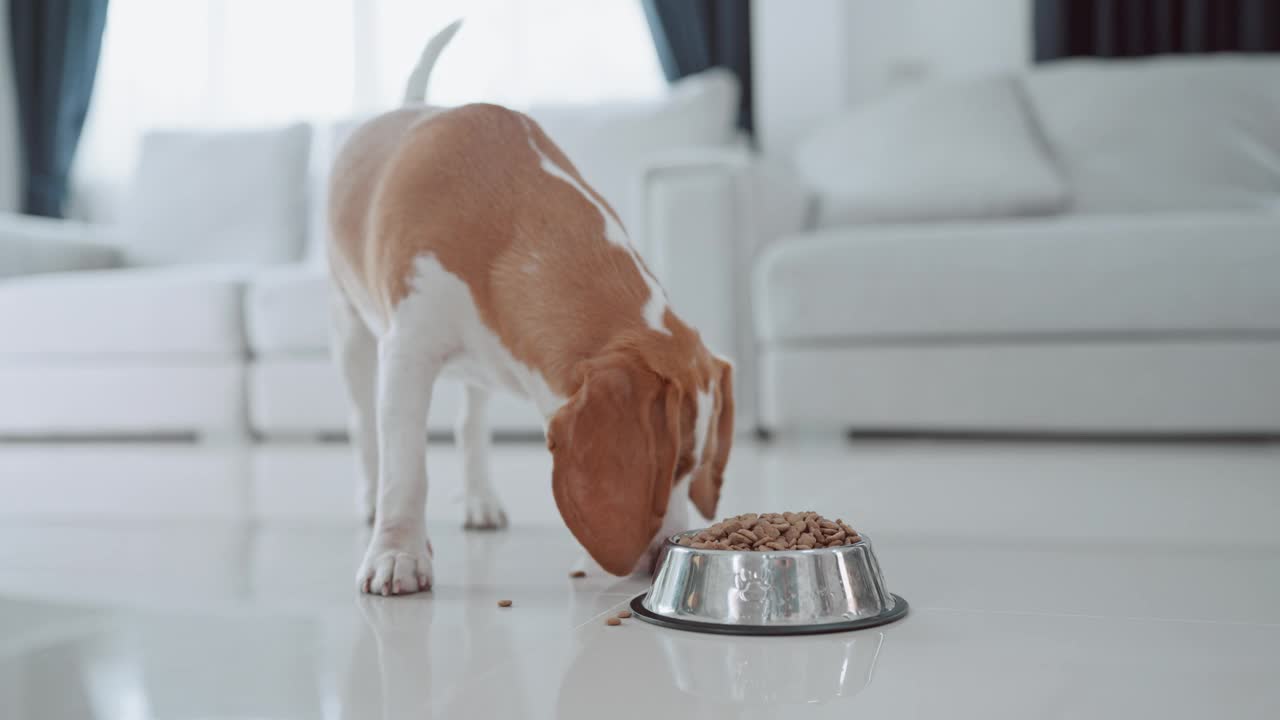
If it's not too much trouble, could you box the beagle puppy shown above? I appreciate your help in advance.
[327,22,733,595]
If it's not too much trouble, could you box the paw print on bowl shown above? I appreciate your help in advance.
[734,567,771,603]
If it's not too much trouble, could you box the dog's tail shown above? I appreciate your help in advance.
[402,19,463,105]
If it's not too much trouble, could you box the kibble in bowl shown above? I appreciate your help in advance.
[675,511,861,551]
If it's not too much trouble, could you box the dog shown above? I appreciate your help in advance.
[327,21,733,595]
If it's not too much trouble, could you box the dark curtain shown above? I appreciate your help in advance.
[643,0,753,135]
[1035,0,1280,61]
[8,0,110,217]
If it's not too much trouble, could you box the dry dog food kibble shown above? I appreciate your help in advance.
[677,512,862,551]
[606,617,622,626]
[569,570,587,579]
[616,610,632,619]
[497,599,513,607]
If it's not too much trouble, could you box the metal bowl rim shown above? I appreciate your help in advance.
[664,530,870,555]
[629,592,909,635]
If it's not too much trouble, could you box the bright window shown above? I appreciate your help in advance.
[76,0,666,187]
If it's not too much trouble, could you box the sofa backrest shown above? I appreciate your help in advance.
[120,123,312,266]
[528,68,741,237]
[1023,55,1280,214]
[791,74,1069,228]
[303,118,364,267]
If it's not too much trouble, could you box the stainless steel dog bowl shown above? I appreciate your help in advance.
[631,531,907,635]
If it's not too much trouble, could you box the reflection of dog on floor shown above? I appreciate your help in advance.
[343,596,435,720]
[327,21,734,595]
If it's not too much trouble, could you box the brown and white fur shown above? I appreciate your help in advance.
[327,22,733,595]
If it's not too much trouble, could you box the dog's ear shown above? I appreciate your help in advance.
[689,359,734,520]
[548,357,681,576]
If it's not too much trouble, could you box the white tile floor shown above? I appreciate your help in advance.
[1,439,1278,719]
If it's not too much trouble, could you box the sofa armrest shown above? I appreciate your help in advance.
[0,213,126,278]
[639,147,813,430]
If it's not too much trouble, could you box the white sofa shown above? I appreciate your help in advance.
[644,55,1280,435]
[0,122,314,439]
[0,71,742,440]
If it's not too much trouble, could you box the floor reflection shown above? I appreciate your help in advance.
[659,628,885,704]
[0,599,330,720]
[557,621,886,717]
[340,589,534,720]
[342,596,435,720]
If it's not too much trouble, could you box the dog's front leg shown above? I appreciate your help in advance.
[357,327,439,595]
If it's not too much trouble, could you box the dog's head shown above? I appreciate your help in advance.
[547,347,733,576]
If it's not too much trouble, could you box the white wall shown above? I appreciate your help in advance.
[0,0,19,212]
[754,0,1032,151]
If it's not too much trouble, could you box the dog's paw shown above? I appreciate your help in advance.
[358,530,433,595]
[463,490,508,531]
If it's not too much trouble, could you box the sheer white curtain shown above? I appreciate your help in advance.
[75,0,665,202]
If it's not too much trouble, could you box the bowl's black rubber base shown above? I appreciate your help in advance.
[628,593,909,636]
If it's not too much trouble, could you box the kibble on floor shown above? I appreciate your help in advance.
[569,570,587,578]
[616,610,632,619]
[497,599,513,608]
[605,617,621,626]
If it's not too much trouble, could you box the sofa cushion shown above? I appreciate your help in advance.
[529,68,740,232]
[121,123,313,266]
[245,267,331,355]
[792,75,1068,227]
[0,266,250,356]
[0,214,124,278]
[1024,56,1280,213]
[754,213,1280,343]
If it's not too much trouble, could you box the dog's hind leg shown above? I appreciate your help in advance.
[330,293,380,526]
[458,383,508,530]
